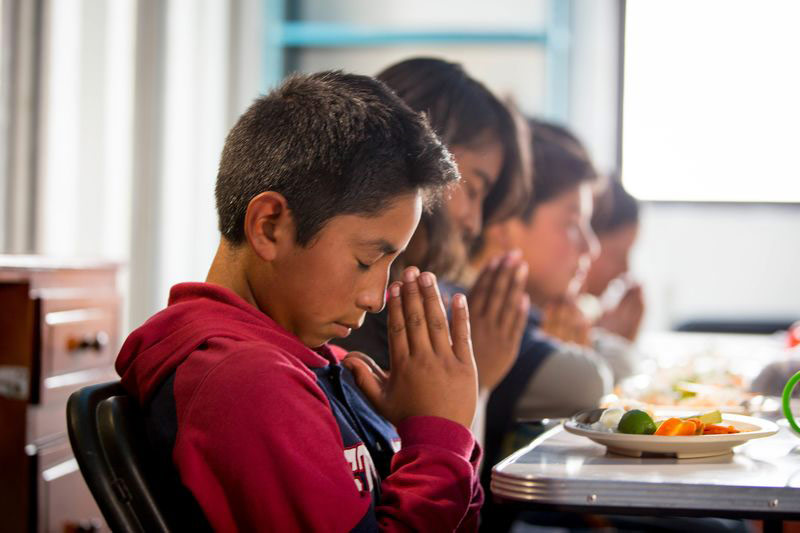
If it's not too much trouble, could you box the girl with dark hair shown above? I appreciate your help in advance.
[334,57,533,441]
[377,58,531,279]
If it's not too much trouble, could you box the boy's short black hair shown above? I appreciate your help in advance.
[521,118,598,221]
[216,70,459,246]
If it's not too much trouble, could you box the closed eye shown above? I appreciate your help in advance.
[464,179,483,202]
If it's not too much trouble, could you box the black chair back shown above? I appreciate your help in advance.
[66,381,172,532]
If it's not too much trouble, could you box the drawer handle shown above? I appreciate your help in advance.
[67,331,109,353]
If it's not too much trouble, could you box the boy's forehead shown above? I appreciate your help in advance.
[333,194,422,249]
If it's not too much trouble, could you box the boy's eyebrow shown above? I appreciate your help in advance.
[356,238,401,255]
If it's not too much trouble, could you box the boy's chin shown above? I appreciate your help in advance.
[297,329,331,348]
[301,325,350,348]
[304,336,331,348]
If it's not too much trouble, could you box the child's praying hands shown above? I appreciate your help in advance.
[344,267,478,429]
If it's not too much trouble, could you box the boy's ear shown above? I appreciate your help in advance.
[244,191,295,261]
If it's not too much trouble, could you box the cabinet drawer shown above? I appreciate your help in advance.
[40,298,118,401]
[37,438,107,533]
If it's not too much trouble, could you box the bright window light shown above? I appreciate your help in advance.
[622,0,800,203]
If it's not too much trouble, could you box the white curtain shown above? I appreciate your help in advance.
[34,0,263,333]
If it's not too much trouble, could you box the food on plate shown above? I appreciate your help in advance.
[597,407,624,430]
[686,409,722,425]
[617,409,656,435]
[653,417,701,436]
[613,366,752,413]
[586,408,742,436]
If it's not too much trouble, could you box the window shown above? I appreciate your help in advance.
[621,0,800,203]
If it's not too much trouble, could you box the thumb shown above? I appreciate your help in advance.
[342,354,385,408]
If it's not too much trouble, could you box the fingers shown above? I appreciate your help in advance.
[418,271,452,355]
[615,285,644,341]
[498,262,529,332]
[386,281,409,364]
[542,299,587,345]
[341,356,384,407]
[627,285,645,311]
[484,250,522,322]
[510,293,531,343]
[400,267,435,356]
[617,287,643,321]
[449,293,474,364]
[468,254,501,314]
[344,351,388,384]
[619,284,638,304]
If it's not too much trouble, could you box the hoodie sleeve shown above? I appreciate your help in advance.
[172,349,481,532]
[513,342,613,420]
[380,416,483,532]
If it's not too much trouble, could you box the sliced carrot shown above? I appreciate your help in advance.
[654,418,697,436]
[654,417,681,435]
[676,420,697,436]
[685,418,705,435]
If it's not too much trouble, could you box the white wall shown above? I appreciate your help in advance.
[294,0,552,116]
[617,1,800,332]
[31,0,264,332]
[298,45,548,116]
[569,0,620,175]
[633,203,800,331]
[298,0,548,30]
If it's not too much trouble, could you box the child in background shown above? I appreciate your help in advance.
[473,117,640,456]
[335,58,533,399]
[471,119,645,531]
[582,177,644,342]
[115,71,484,531]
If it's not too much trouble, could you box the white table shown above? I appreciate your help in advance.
[492,421,800,530]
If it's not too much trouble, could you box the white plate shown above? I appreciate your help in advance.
[564,409,779,458]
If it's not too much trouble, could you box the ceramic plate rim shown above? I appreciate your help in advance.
[564,410,779,446]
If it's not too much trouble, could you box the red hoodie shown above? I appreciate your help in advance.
[116,282,483,532]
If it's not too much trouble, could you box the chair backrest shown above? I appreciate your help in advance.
[67,381,172,533]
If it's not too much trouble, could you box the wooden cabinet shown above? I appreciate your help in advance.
[0,256,120,533]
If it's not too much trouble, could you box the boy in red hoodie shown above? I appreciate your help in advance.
[115,71,483,532]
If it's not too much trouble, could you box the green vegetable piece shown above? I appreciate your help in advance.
[683,409,722,425]
[617,409,657,435]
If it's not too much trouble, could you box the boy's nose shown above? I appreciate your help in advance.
[357,277,388,313]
